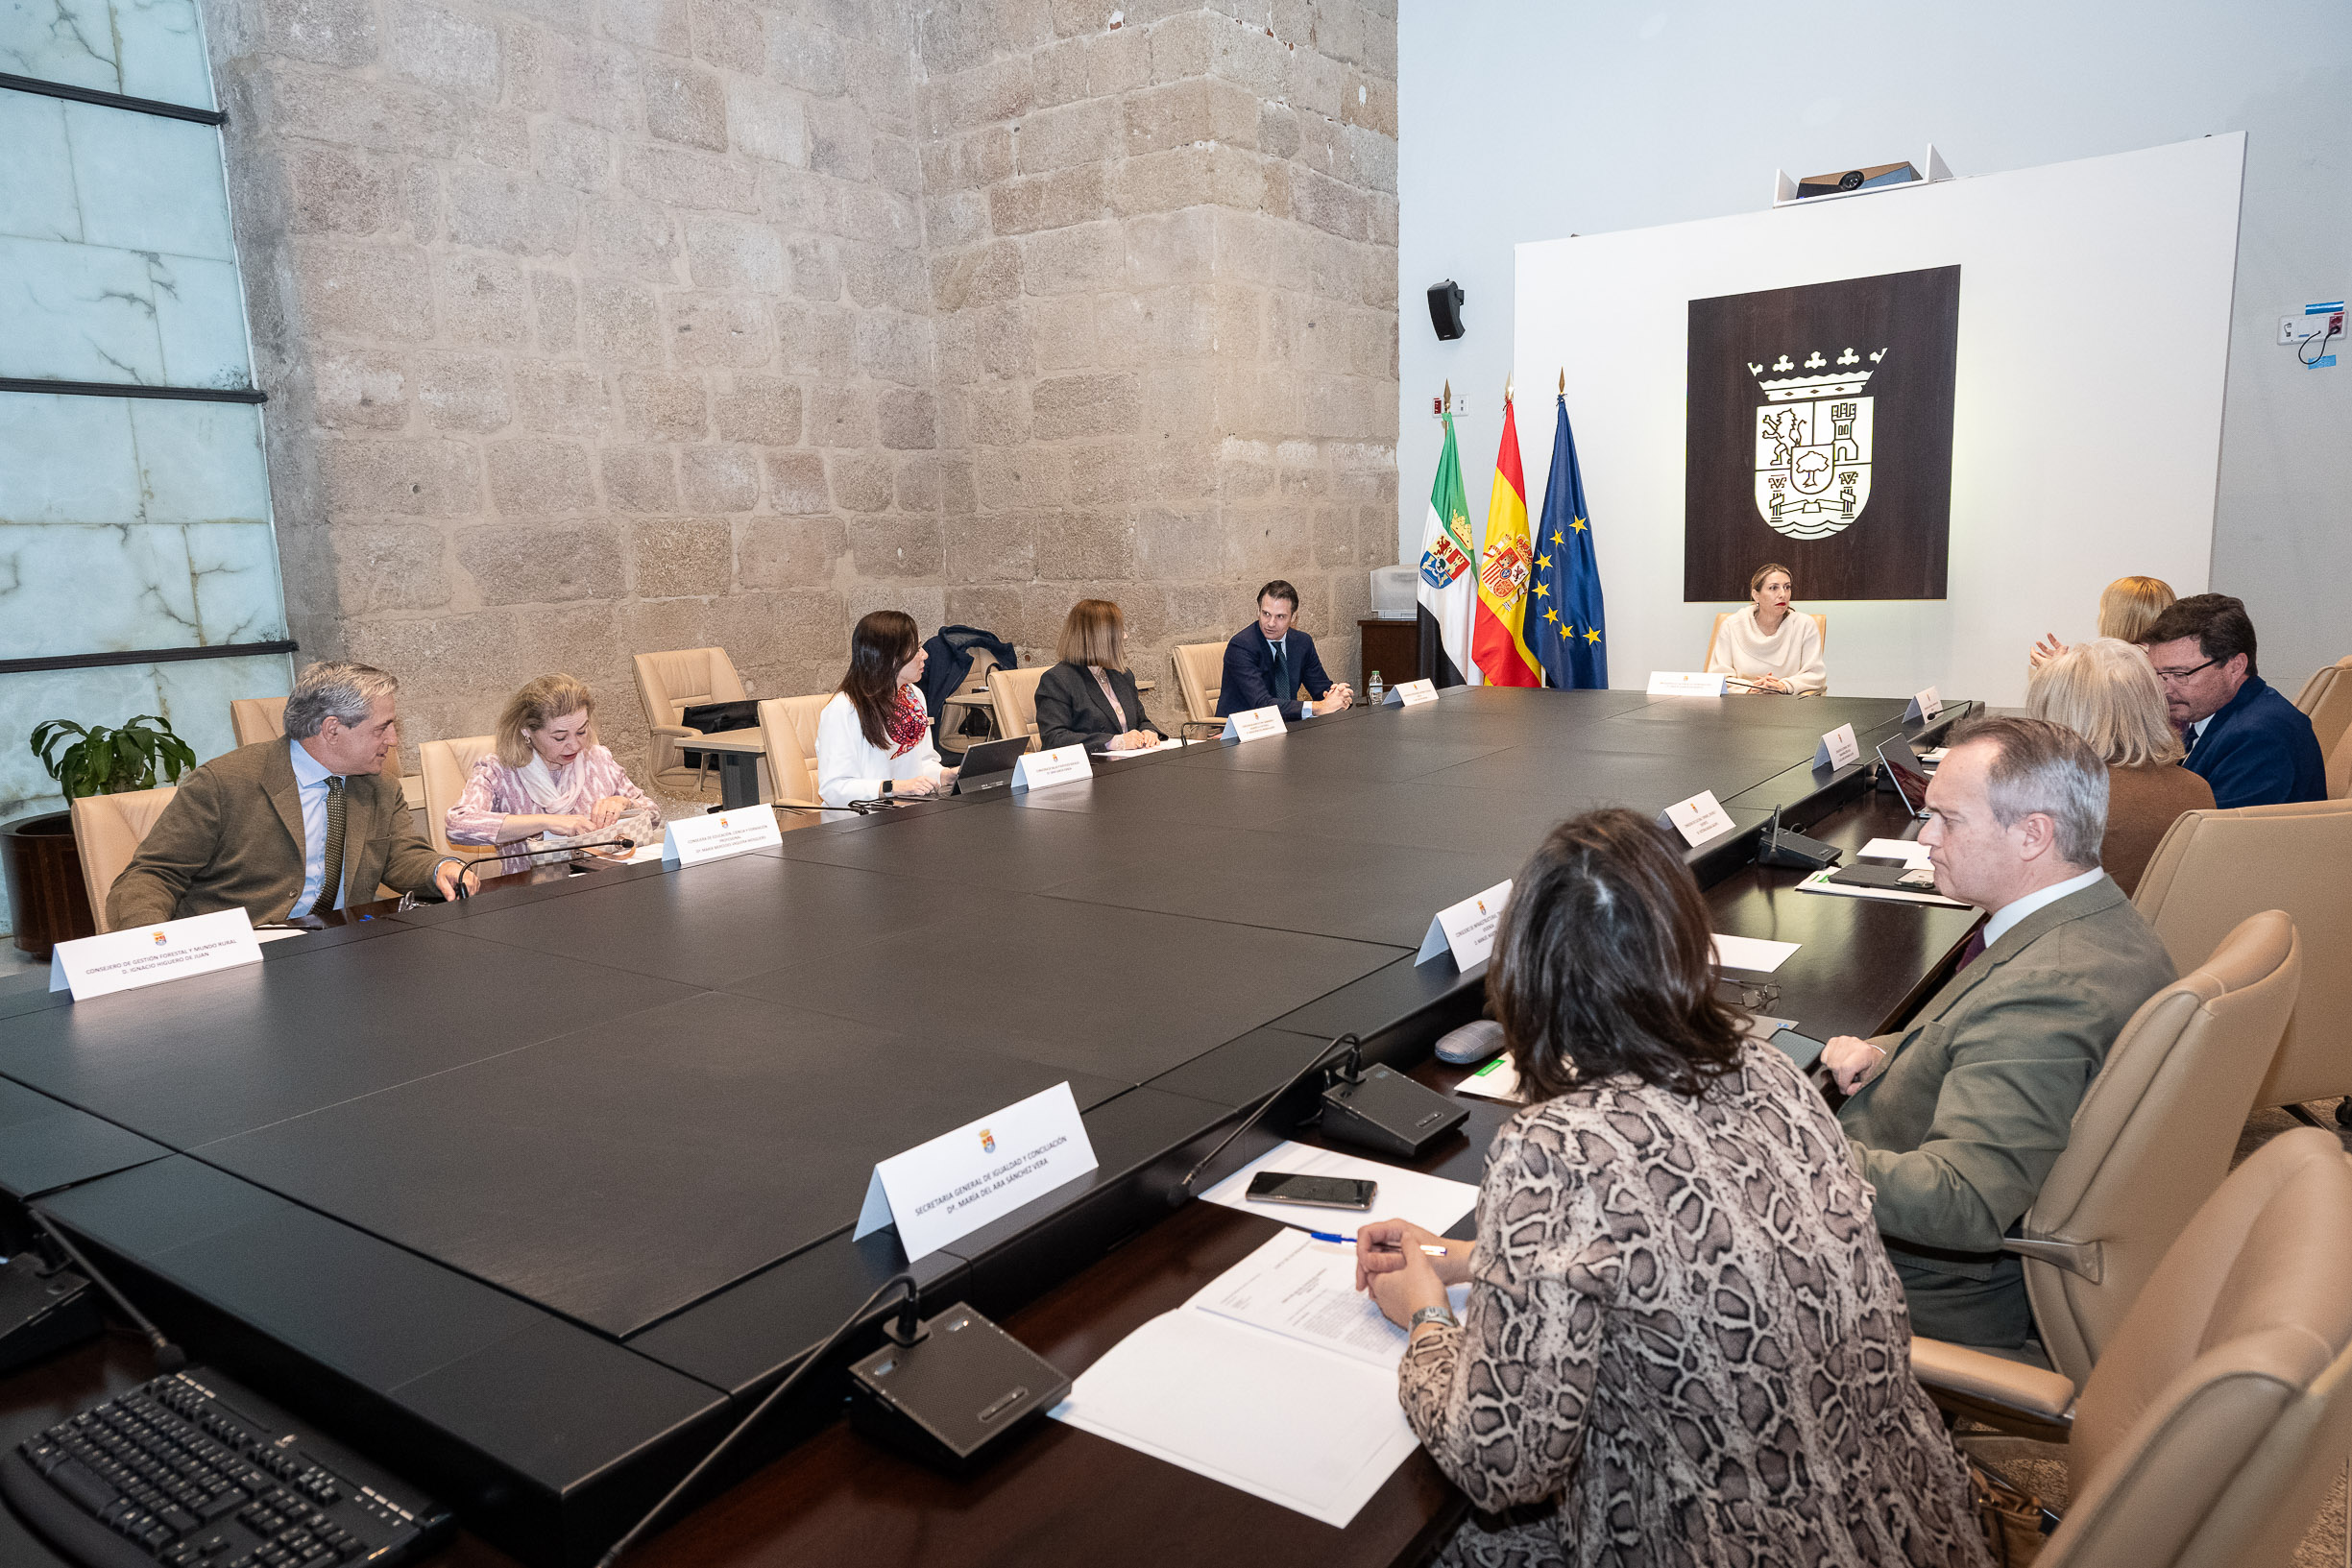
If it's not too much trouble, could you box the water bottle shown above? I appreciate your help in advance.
[1368,670,1385,705]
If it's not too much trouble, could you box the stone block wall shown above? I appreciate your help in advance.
[201,0,1396,779]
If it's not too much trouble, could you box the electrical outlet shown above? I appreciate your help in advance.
[2282,302,2345,345]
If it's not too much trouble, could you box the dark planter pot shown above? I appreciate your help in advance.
[3,810,96,959]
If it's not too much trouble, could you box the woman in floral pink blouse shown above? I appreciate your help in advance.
[445,674,663,875]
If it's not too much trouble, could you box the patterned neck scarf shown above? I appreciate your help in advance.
[884,687,927,757]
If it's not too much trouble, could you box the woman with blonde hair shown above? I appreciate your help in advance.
[445,674,663,873]
[2027,636,2212,893]
[1705,563,1826,694]
[1034,599,1167,753]
[2029,574,2174,668]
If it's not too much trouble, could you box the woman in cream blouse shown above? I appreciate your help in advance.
[1706,562,1826,695]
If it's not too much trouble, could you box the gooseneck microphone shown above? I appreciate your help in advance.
[1166,1033,1363,1209]
[29,1210,185,1374]
[595,1272,919,1566]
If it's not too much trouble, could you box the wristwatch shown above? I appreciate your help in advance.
[1407,1305,1458,1335]
[880,780,893,797]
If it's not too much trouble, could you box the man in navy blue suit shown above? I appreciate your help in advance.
[1216,580,1353,722]
[2141,594,2325,808]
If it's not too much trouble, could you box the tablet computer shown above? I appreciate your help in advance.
[953,736,1031,795]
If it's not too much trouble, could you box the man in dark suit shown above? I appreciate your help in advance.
[2140,594,2325,808]
[1215,580,1353,722]
[109,662,477,929]
[1820,717,2176,1347]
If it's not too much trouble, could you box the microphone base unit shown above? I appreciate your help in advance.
[847,1302,1071,1475]
[1319,1065,1468,1162]
[1758,823,1843,872]
[0,1252,101,1377]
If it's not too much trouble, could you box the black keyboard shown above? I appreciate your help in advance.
[2,1367,450,1568]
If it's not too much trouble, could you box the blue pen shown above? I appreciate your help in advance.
[1308,1230,1449,1255]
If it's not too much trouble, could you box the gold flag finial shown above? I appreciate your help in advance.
[1558,368,1565,395]
[1443,378,1451,414]
[1503,374,1514,404]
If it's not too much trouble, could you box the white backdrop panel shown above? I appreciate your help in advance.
[1514,134,2243,706]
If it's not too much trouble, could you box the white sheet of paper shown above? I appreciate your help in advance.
[1709,933,1800,973]
[1101,736,1188,757]
[1648,670,1727,696]
[1200,1141,1478,1239]
[1454,1053,1526,1103]
[1859,837,1934,868]
[625,843,667,863]
[1193,1231,1409,1369]
[1796,868,1973,909]
[253,928,310,945]
[1661,789,1735,847]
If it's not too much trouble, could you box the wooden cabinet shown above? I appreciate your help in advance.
[1358,617,1423,688]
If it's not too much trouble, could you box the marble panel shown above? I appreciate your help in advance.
[0,95,81,243]
[65,101,234,260]
[0,237,252,387]
[0,394,142,523]
[0,520,286,657]
[151,253,253,389]
[129,399,271,522]
[0,650,290,936]
[0,0,215,111]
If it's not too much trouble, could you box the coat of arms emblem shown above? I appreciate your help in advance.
[1478,533,1533,601]
[979,1128,996,1155]
[1750,348,1885,541]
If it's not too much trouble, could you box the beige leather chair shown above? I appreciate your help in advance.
[2293,655,2352,760]
[2330,720,2352,801]
[1172,642,1225,731]
[632,648,746,799]
[754,695,833,808]
[2133,801,2352,1120]
[230,696,286,747]
[2010,910,2301,1391]
[70,787,179,934]
[985,665,1047,750]
[1703,610,1828,670]
[418,736,502,861]
[1912,1127,2352,1567]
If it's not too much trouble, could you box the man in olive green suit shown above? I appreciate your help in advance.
[1822,717,2176,1348]
[108,662,475,930]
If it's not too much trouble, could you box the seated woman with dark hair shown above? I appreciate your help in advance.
[1034,599,1167,753]
[816,610,958,806]
[1355,808,1986,1568]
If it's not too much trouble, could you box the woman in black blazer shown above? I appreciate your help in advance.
[1034,600,1168,753]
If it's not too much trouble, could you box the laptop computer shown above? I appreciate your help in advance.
[1876,737,1933,818]
[953,736,1032,795]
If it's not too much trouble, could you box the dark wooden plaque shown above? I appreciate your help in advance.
[1684,265,1959,601]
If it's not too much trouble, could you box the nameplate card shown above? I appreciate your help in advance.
[50,907,262,1001]
[1221,706,1285,743]
[1813,723,1861,770]
[662,802,782,867]
[1382,679,1440,708]
[1012,743,1092,792]
[1414,879,1513,969]
[1648,671,1727,697]
[854,1081,1100,1262]
[1903,686,1944,722]
[1659,789,1736,848]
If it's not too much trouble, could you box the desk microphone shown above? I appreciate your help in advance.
[1167,1034,1362,1208]
[27,1210,184,1373]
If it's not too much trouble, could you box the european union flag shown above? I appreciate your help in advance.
[1532,393,1608,688]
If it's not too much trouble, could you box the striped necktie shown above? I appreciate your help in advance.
[321,776,347,912]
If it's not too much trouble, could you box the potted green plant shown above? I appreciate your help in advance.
[5,713,199,958]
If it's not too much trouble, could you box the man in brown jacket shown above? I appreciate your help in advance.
[107,662,476,929]
[1822,716,2176,1348]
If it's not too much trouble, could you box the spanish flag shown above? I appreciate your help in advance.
[1471,388,1542,687]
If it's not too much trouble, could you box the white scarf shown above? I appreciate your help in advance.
[515,752,584,812]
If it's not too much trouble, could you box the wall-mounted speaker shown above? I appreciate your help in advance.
[1427,280,1465,341]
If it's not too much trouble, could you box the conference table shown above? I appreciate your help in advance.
[0,687,1980,1568]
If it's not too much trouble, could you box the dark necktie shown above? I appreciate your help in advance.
[1270,641,1289,701]
[1956,927,1986,969]
[321,776,347,912]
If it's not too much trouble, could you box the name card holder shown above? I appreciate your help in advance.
[1382,679,1440,707]
[662,802,783,867]
[1903,686,1944,722]
[1813,723,1862,770]
[1660,789,1736,848]
[1648,671,1727,696]
[854,1082,1100,1262]
[51,907,263,1001]
[1011,743,1092,792]
[1414,879,1513,969]
[1221,706,1285,742]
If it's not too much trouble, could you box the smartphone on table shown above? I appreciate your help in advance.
[1245,1171,1378,1210]
[1767,1028,1829,1071]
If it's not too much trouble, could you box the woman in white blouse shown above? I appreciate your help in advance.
[1706,563,1826,695]
[816,611,958,806]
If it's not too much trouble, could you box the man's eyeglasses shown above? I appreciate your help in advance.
[2150,656,2218,687]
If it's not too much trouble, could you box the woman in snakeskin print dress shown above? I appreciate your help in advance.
[1357,809,1989,1567]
